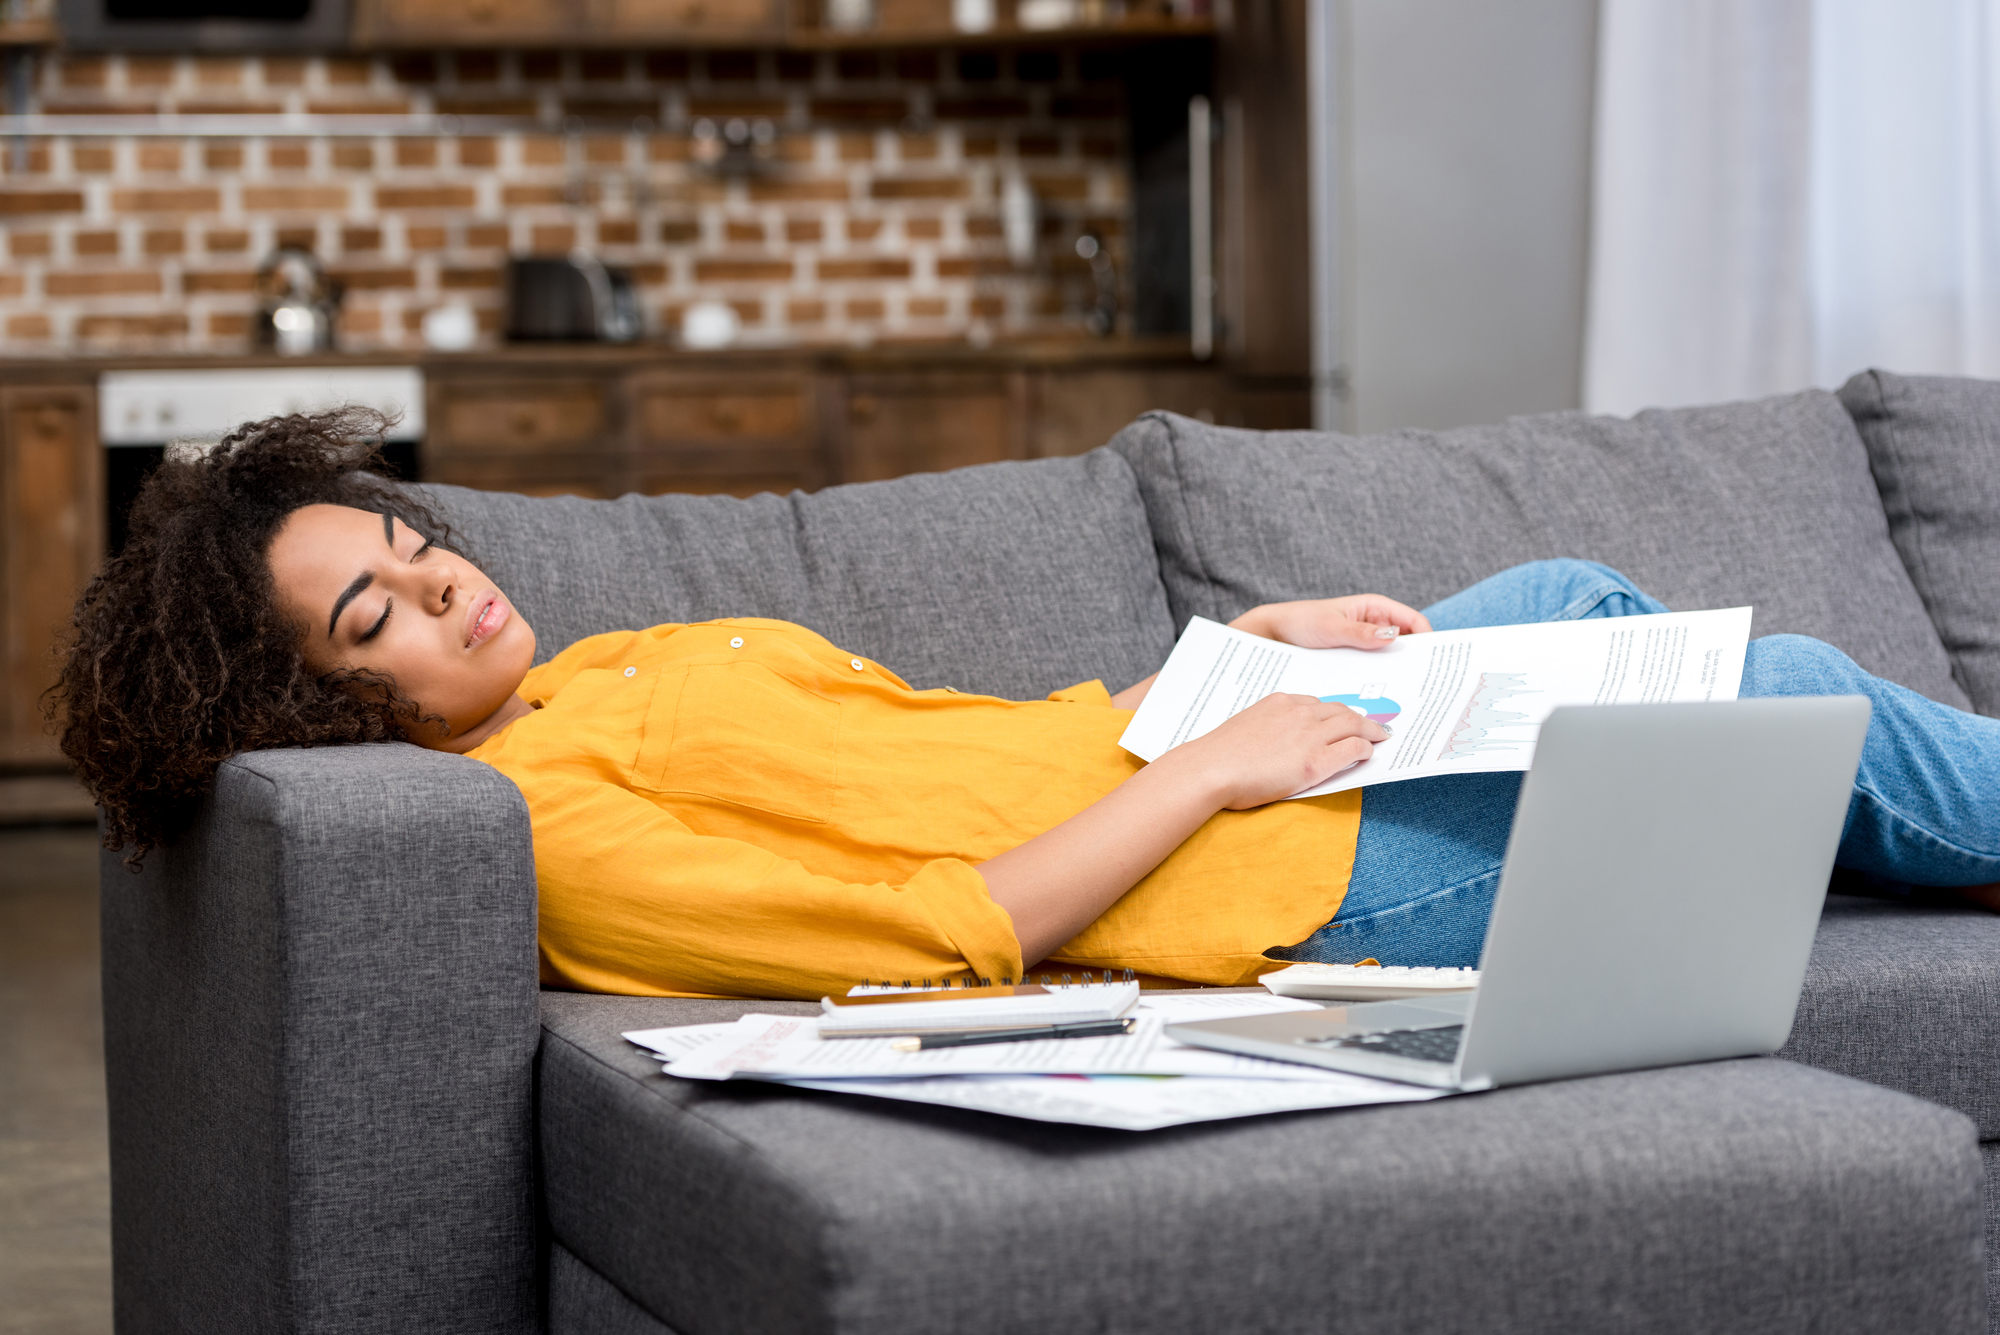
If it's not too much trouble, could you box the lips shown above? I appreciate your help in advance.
[465,592,510,648]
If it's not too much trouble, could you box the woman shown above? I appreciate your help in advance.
[59,413,2000,999]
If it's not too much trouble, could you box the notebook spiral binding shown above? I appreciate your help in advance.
[852,967,1138,994]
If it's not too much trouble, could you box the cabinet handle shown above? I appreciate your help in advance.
[710,405,742,431]
[849,395,876,425]
[469,0,499,21]
[509,410,539,437]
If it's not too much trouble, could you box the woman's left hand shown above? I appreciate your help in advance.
[1230,595,1432,651]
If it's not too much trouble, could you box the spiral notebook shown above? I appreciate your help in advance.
[819,970,1141,1038]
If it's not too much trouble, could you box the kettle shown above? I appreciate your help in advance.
[505,254,642,343]
[253,247,341,355]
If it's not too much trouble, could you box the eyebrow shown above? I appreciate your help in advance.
[328,571,374,639]
[326,515,398,639]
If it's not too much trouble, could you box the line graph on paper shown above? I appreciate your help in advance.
[1437,672,1542,761]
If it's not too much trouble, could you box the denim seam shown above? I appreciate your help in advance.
[1854,780,2000,864]
[1555,579,1638,624]
[1323,862,1505,934]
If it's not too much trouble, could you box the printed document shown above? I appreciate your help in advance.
[624,992,1446,1132]
[1119,608,1752,798]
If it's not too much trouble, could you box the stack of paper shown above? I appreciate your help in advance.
[626,993,1448,1131]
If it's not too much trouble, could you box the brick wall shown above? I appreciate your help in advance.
[0,47,1131,353]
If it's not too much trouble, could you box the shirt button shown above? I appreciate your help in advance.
[623,666,636,678]
[730,636,744,648]
[850,658,865,671]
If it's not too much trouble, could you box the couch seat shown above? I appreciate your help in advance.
[537,993,1985,1335]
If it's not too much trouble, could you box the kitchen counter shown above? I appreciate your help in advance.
[0,335,1217,379]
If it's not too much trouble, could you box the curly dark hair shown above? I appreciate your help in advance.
[54,408,464,864]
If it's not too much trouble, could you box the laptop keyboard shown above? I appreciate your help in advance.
[1303,1024,1465,1064]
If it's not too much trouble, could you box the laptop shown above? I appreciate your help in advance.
[1166,697,1871,1091]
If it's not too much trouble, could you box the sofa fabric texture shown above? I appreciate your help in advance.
[538,993,1986,1335]
[1838,369,2000,717]
[422,449,1178,704]
[99,746,543,1335]
[550,1244,679,1335]
[1110,392,1973,710]
[1782,895,2000,1139]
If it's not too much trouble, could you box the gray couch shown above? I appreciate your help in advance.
[102,369,2000,1333]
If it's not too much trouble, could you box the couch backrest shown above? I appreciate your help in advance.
[421,448,1177,703]
[1110,390,1970,709]
[1838,369,2000,717]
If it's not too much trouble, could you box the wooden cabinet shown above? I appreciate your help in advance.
[838,371,1025,483]
[421,351,1222,500]
[424,378,615,497]
[628,371,826,496]
[354,0,585,44]
[591,0,782,37]
[1027,367,1220,459]
[0,385,99,767]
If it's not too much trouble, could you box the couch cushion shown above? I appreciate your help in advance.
[420,449,1176,702]
[1110,393,1971,708]
[1838,370,2000,716]
[1781,895,2000,1139]
[537,992,1985,1335]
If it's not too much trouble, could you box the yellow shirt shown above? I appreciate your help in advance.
[469,620,1363,999]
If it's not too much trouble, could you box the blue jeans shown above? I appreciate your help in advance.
[1271,559,2000,967]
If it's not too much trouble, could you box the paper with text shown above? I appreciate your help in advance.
[662,1010,1369,1082]
[1118,608,1752,797]
[781,1071,1444,1131]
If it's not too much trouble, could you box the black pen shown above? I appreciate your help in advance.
[888,1018,1137,1052]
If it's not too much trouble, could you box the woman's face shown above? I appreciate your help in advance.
[268,503,536,747]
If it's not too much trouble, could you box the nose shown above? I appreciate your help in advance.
[418,554,459,616]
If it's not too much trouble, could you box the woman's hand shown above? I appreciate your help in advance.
[1165,691,1387,810]
[979,690,1385,961]
[1231,595,1432,650]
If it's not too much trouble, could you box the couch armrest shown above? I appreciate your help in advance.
[100,744,541,1334]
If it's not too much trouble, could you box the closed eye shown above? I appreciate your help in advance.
[412,539,434,561]
[359,599,392,643]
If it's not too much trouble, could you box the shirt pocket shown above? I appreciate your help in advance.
[634,661,842,823]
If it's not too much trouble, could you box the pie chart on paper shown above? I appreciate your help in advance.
[1320,689,1401,729]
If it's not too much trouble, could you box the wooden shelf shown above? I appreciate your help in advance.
[0,17,55,46]
[348,11,1209,49]
[785,15,1212,49]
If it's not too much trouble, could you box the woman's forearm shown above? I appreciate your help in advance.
[1109,672,1157,709]
[978,689,1387,963]
[977,752,1225,964]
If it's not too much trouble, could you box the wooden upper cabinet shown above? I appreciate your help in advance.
[590,0,783,37]
[354,0,584,44]
[0,385,100,766]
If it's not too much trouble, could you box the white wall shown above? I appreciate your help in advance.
[1330,0,1599,433]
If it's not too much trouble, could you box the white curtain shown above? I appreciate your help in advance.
[1585,0,2000,415]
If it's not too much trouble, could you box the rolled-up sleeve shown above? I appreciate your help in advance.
[523,765,1024,999]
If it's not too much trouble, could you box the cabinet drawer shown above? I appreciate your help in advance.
[634,377,811,446]
[1031,369,1221,459]
[435,386,608,458]
[593,0,779,33]
[841,374,1020,483]
[422,454,614,500]
[357,0,579,42]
